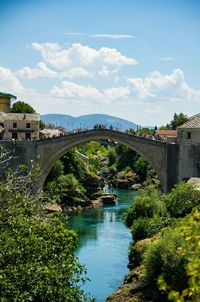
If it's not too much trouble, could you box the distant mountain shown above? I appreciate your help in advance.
[41,113,141,131]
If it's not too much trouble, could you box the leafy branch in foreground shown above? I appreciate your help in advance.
[0,163,93,302]
[157,209,200,302]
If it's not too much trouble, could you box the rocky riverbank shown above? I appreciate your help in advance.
[106,170,142,190]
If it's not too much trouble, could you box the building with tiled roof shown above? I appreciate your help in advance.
[177,113,200,182]
[154,129,177,142]
[178,113,200,129]
[177,113,200,144]
[0,91,40,141]
[3,113,40,141]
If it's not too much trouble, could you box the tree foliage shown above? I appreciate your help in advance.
[11,101,36,114]
[164,182,200,218]
[167,113,189,130]
[0,166,92,302]
[61,150,87,183]
[124,186,166,228]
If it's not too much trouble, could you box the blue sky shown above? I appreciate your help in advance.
[0,0,199,125]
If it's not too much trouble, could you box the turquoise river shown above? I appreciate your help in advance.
[68,188,137,302]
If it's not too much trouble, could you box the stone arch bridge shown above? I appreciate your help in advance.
[0,129,180,192]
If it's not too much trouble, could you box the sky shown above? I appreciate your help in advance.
[0,0,200,126]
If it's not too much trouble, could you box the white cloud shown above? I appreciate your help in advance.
[89,34,135,39]
[0,66,24,92]
[104,86,130,100]
[32,42,137,71]
[64,32,135,39]
[160,57,175,61]
[48,69,200,109]
[50,81,103,99]
[60,67,93,79]
[15,62,58,79]
[127,69,200,102]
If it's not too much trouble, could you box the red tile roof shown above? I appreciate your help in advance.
[155,130,177,136]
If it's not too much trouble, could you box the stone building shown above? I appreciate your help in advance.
[177,113,200,181]
[0,91,40,141]
[3,113,40,141]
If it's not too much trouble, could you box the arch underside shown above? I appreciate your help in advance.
[38,130,167,191]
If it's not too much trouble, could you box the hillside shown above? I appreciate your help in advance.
[41,113,140,131]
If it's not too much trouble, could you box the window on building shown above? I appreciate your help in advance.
[25,132,31,140]
[13,122,17,128]
[187,132,191,139]
[12,132,18,140]
[26,123,31,128]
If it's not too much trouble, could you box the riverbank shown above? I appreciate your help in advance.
[106,181,200,302]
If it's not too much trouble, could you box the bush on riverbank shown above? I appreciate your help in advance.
[131,215,170,241]
[144,209,200,299]
[124,181,200,301]
[164,182,200,218]
[124,186,167,228]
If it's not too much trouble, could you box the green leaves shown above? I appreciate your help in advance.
[11,101,36,114]
[0,169,92,302]
[164,182,200,218]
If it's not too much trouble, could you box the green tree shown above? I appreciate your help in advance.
[39,119,45,130]
[116,145,137,171]
[133,156,155,182]
[164,182,200,218]
[61,150,87,183]
[0,167,91,302]
[158,209,200,302]
[11,101,36,113]
[167,113,189,130]
[124,186,167,228]
[58,174,86,194]
[107,147,117,166]
[45,160,64,183]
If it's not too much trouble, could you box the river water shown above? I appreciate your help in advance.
[68,187,137,302]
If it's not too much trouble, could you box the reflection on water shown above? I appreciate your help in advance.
[68,188,137,302]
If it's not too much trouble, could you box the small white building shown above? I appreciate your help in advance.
[3,113,40,141]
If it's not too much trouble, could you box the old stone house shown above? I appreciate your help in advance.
[3,113,40,141]
[177,113,200,144]
[0,91,40,141]
[177,113,200,181]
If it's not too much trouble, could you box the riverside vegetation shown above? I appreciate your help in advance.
[0,162,95,302]
[106,182,200,302]
[1,104,199,301]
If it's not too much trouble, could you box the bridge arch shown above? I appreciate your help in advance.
[36,129,170,192]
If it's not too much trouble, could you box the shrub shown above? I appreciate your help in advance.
[158,209,200,302]
[131,215,170,241]
[58,174,86,194]
[164,182,200,218]
[125,186,167,228]
[133,157,155,182]
[61,150,87,183]
[143,228,188,291]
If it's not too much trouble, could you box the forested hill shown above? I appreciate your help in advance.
[41,113,140,131]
